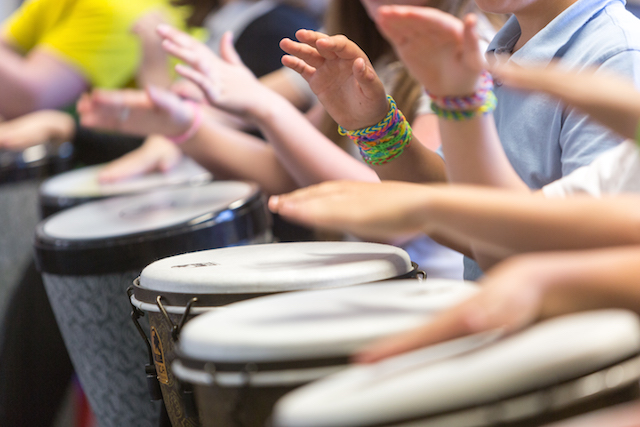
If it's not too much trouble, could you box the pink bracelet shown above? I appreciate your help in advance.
[168,101,203,145]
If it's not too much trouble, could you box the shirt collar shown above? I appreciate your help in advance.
[486,0,625,66]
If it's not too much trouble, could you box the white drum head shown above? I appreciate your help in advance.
[177,280,478,362]
[139,241,414,294]
[39,157,210,198]
[273,310,640,427]
[41,181,257,240]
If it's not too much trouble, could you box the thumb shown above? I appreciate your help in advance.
[220,31,243,66]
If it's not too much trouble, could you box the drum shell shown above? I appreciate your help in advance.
[36,183,272,427]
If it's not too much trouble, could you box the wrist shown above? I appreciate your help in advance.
[167,101,203,145]
[429,71,497,121]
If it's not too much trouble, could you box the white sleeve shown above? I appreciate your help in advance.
[542,140,640,198]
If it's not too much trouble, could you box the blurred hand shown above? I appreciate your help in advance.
[0,110,75,151]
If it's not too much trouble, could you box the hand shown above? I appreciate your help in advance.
[78,86,195,137]
[269,180,436,240]
[0,110,75,150]
[376,6,485,97]
[355,255,546,363]
[280,29,389,130]
[157,25,270,117]
[98,134,183,183]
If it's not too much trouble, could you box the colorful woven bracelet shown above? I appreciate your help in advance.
[168,101,203,145]
[429,70,497,121]
[338,95,413,166]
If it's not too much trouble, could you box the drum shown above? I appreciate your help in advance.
[0,142,73,313]
[131,241,419,427]
[38,157,211,218]
[172,279,479,427]
[273,310,640,427]
[34,181,271,427]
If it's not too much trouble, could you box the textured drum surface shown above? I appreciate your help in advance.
[43,271,160,427]
[0,181,40,316]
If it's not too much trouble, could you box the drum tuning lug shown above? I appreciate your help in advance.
[156,296,180,341]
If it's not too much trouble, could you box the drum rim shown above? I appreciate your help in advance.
[34,182,272,275]
[0,142,74,185]
[129,263,421,308]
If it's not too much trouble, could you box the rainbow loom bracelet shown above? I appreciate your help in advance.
[429,70,497,120]
[338,95,412,166]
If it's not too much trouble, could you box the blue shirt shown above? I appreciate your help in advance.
[464,0,640,280]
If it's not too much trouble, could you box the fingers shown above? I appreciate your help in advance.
[461,14,486,72]
[352,57,387,102]
[174,64,220,106]
[219,31,242,66]
[354,300,487,364]
[281,55,316,81]
[280,38,325,69]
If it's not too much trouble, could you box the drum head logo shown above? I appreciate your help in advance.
[151,327,169,384]
[171,262,218,268]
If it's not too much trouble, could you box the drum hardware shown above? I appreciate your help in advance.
[156,295,199,341]
[127,285,163,401]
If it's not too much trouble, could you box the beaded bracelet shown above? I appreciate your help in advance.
[429,70,497,121]
[168,101,203,145]
[338,95,412,166]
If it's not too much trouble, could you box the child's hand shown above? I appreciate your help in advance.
[377,6,485,97]
[157,25,269,118]
[0,110,75,150]
[97,134,183,183]
[269,180,436,240]
[280,29,389,131]
[77,86,195,138]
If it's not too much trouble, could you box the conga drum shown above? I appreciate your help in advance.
[273,310,640,427]
[38,156,211,218]
[34,181,271,427]
[0,142,73,311]
[172,279,479,427]
[130,241,420,427]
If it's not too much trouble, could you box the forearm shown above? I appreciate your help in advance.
[0,47,39,117]
[422,186,640,258]
[181,120,299,196]
[251,93,380,187]
[438,115,530,191]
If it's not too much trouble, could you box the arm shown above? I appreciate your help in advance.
[375,6,530,191]
[0,42,88,118]
[269,180,640,264]
[494,63,640,141]
[0,110,75,150]
[356,245,640,362]
[280,29,447,183]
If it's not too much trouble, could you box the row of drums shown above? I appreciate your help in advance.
[3,144,640,427]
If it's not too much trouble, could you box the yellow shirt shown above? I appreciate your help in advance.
[1,0,182,89]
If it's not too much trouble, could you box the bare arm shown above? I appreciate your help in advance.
[0,42,87,118]
[356,245,640,362]
[269,181,640,264]
[494,63,640,141]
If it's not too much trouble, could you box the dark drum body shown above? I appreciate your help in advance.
[0,142,73,313]
[34,182,271,427]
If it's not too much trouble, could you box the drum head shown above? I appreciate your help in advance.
[35,181,270,275]
[273,310,640,427]
[39,157,210,199]
[177,280,478,363]
[0,142,73,184]
[139,241,414,296]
